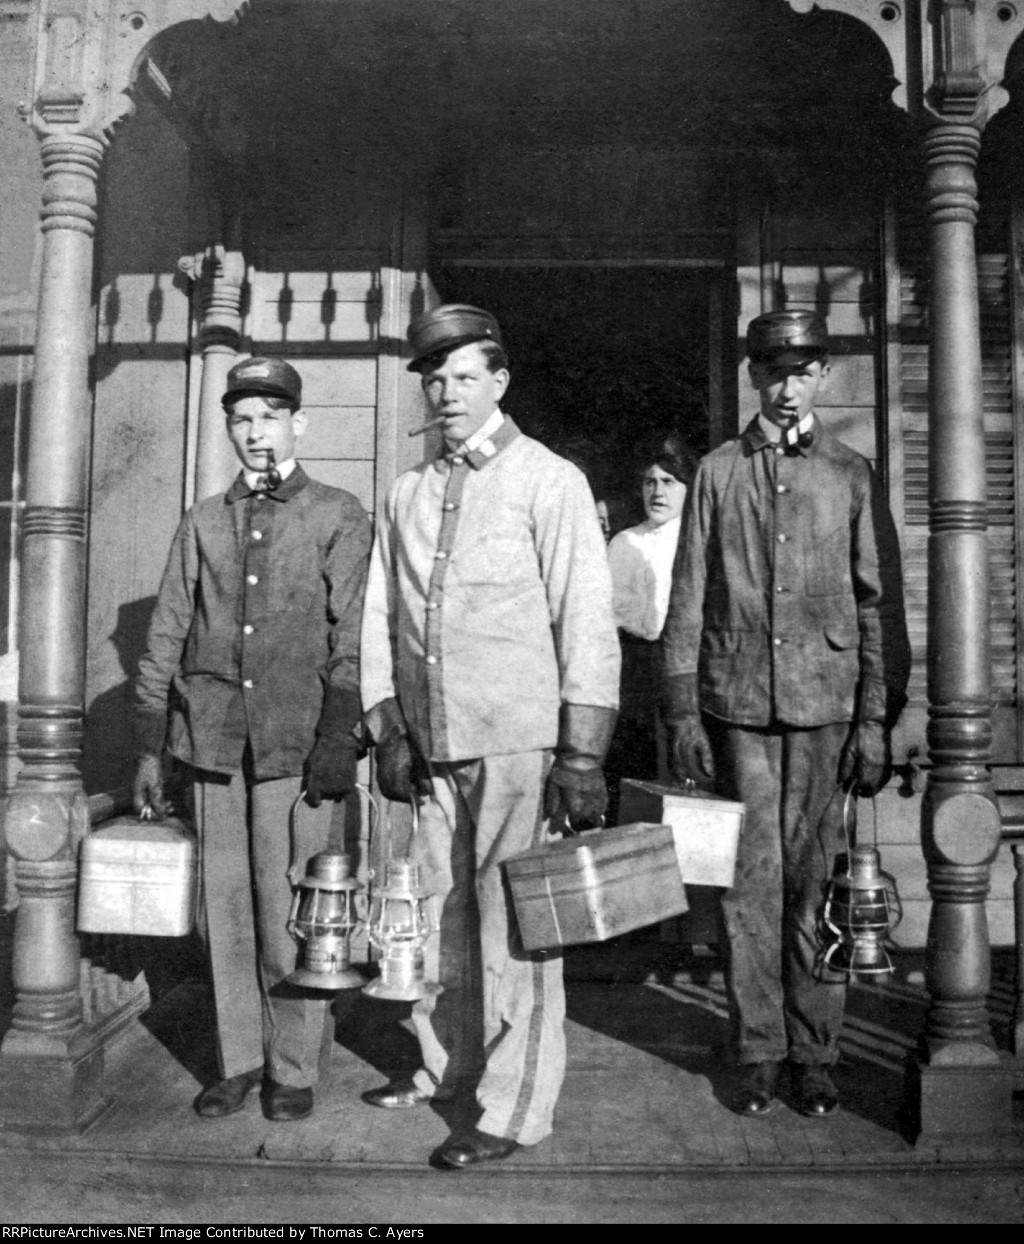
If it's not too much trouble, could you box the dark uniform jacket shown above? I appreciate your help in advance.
[662,415,910,728]
[136,465,372,779]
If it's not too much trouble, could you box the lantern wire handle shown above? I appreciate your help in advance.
[287,786,381,888]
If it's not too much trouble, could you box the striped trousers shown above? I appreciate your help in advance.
[408,751,566,1146]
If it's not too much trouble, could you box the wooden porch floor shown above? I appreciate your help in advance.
[1,937,1022,1223]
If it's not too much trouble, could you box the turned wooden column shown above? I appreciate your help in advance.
[0,131,108,1132]
[920,121,1003,1064]
[909,2,1018,1141]
[184,237,246,499]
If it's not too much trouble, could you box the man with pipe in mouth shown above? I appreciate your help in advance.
[132,356,372,1124]
[359,304,620,1168]
[660,310,910,1119]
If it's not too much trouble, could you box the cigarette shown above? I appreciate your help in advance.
[407,416,447,437]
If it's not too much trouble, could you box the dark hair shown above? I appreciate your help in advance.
[639,432,699,489]
[417,337,509,376]
[223,392,299,415]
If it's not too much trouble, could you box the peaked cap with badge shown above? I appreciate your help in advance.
[746,310,829,365]
[222,356,303,409]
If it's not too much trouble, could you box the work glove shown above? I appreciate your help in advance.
[132,754,167,820]
[662,672,714,786]
[305,686,364,807]
[365,696,432,804]
[666,717,715,786]
[839,720,892,797]
[544,703,618,830]
[304,738,360,807]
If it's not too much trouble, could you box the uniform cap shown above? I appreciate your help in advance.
[222,357,302,408]
[746,311,829,363]
[407,304,503,372]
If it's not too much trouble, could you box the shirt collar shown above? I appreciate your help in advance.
[744,413,818,457]
[241,456,297,492]
[437,410,519,470]
[226,461,309,504]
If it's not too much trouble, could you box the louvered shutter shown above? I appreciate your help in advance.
[896,251,1020,760]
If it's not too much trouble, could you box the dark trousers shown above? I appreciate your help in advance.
[705,718,849,1067]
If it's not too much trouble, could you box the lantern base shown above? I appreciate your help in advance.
[287,965,366,991]
[362,977,443,1003]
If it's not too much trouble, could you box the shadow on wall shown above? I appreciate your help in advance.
[84,596,158,797]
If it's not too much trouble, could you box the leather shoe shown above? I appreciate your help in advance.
[363,1079,438,1109]
[194,1068,263,1119]
[262,1081,314,1122]
[438,1127,519,1169]
[729,1061,782,1117]
[789,1064,840,1117]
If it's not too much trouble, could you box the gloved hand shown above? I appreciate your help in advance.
[304,737,360,807]
[666,716,715,785]
[661,673,714,786]
[375,731,432,803]
[365,696,432,804]
[543,703,617,831]
[132,754,167,820]
[839,720,892,797]
[544,761,608,827]
[304,686,364,806]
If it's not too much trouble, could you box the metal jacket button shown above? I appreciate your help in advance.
[247,573,259,585]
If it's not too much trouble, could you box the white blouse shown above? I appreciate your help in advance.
[607,515,682,641]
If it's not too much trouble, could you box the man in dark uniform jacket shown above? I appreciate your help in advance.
[133,357,371,1123]
[661,311,910,1119]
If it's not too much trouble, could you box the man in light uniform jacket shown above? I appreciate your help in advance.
[133,356,372,1123]
[661,311,911,1119]
[359,304,620,1168]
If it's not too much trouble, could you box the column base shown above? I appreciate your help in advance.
[905,1052,1017,1146]
[0,1025,111,1134]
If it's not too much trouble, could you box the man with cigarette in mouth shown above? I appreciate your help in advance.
[359,304,620,1168]
[132,356,371,1124]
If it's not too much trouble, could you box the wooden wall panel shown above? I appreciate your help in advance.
[300,407,375,461]
[85,97,194,795]
[303,460,375,513]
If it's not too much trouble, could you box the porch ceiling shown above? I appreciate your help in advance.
[146,0,904,184]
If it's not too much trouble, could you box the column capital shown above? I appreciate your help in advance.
[28,0,249,141]
[786,0,1024,127]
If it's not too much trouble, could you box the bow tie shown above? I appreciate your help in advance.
[253,469,282,493]
[766,427,814,455]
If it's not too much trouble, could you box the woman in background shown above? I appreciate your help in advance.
[605,433,698,819]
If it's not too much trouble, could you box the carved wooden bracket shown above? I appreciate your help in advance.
[30,0,249,139]
[786,0,1024,125]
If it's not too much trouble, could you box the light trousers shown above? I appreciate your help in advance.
[193,768,335,1086]
[407,751,566,1146]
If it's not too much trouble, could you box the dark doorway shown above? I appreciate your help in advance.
[433,265,713,535]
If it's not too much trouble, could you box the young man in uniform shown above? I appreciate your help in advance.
[661,310,911,1119]
[359,304,620,1168]
[132,356,372,1123]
